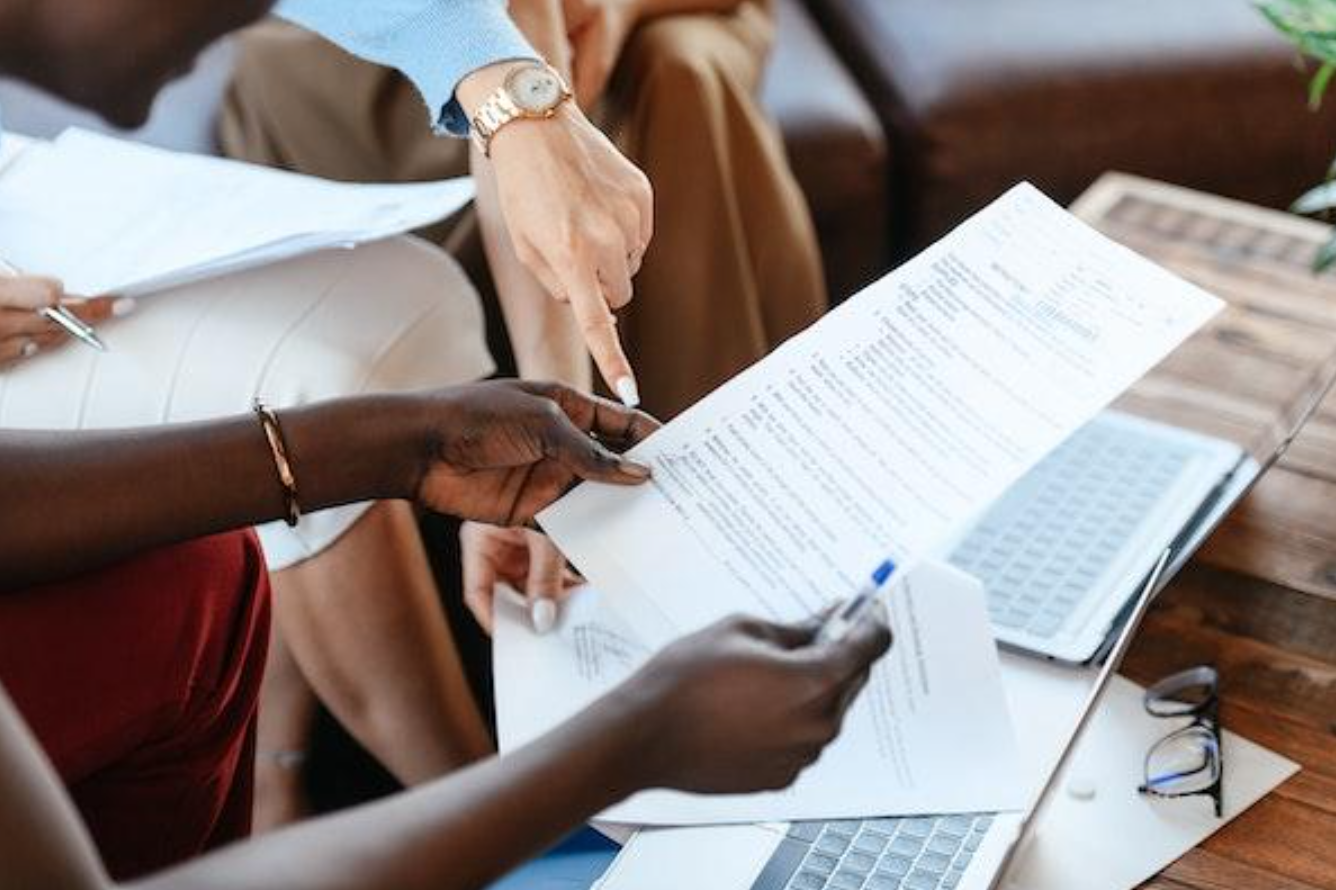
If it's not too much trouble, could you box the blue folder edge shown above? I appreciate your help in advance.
[484,826,621,890]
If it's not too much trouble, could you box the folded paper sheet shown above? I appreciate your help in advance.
[0,128,474,296]
[495,563,1027,826]
[538,184,1223,651]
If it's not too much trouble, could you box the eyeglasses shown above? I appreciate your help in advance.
[1137,665,1223,818]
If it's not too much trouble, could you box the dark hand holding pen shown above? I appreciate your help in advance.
[611,605,893,794]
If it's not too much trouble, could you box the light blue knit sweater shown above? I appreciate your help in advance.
[277,0,539,136]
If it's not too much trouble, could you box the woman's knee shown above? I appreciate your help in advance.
[253,238,494,409]
[621,4,774,105]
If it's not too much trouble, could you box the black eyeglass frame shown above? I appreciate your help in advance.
[1136,665,1224,818]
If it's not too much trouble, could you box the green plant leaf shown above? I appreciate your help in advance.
[1257,0,1336,35]
[1258,0,1336,62]
[1315,235,1336,273]
[1294,180,1336,213]
[1311,61,1336,107]
[1259,0,1336,276]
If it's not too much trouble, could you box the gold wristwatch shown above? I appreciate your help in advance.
[470,62,573,157]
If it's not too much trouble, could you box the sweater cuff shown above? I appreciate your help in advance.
[398,0,541,136]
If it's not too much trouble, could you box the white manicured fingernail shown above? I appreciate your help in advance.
[20,339,38,358]
[615,375,640,408]
[530,598,558,635]
[111,297,137,317]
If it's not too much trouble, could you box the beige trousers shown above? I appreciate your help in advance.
[221,1,824,418]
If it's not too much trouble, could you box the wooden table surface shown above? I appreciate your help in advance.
[1072,175,1336,890]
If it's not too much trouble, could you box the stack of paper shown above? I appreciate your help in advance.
[0,128,474,296]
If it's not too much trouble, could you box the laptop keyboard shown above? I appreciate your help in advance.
[948,417,1198,640]
[782,815,993,890]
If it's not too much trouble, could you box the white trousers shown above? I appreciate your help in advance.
[0,236,494,569]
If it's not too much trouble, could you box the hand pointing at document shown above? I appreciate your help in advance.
[457,60,653,407]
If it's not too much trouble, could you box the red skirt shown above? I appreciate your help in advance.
[0,530,271,880]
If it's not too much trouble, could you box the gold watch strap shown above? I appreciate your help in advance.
[471,90,523,156]
[469,65,571,157]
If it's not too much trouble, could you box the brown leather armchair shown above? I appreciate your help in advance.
[803,0,1336,255]
[763,0,892,298]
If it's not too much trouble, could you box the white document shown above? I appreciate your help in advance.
[494,561,1027,826]
[494,584,652,755]
[0,128,474,296]
[538,183,1222,649]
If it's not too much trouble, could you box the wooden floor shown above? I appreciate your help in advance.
[1073,176,1336,890]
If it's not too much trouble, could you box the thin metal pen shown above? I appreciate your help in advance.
[0,257,106,352]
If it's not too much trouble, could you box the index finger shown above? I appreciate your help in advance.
[561,263,637,403]
[527,397,654,487]
[790,603,893,684]
[0,275,62,310]
[828,605,894,680]
[61,295,127,326]
[736,611,833,650]
[524,532,567,601]
[528,382,661,449]
[460,531,505,635]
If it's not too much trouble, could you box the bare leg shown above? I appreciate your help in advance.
[254,501,492,830]
[252,616,318,832]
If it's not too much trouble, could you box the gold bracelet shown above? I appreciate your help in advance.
[253,398,301,527]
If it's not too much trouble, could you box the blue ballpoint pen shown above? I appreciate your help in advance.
[816,558,896,644]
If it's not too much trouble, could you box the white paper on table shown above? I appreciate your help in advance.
[1001,673,1299,890]
[494,561,1026,826]
[596,660,1299,890]
[538,183,1223,650]
[0,128,474,296]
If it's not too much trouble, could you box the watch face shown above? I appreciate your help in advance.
[509,67,564,114]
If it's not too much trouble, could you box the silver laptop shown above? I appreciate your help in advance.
[943,336,1336,664]
[941,410,1241,663]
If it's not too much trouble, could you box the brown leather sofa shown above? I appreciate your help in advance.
[796,0,1336,257]
[763,0,891,299]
